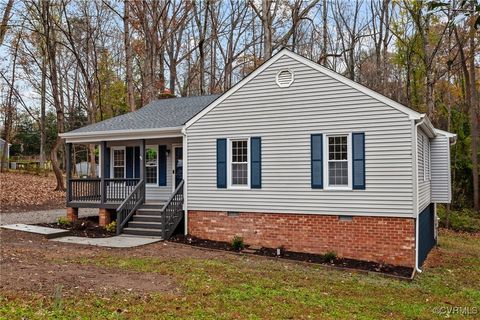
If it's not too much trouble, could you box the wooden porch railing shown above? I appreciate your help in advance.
[161,180,184,239]
[116,179,145,235]
[68,178,140,204]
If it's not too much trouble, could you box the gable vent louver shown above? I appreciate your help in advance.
[276,69,294,88]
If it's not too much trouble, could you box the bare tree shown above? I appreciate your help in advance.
[124,0,135,111]
[0,0,14,46]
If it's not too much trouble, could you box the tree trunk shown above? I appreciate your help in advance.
[39,52,46,169]
[43,0,65,191]
[1,25,20,172]
[124,0,135,111]
[0,0,14,46]
[469,23,479,211]
[262,0,272,59]
[320,0,327,65]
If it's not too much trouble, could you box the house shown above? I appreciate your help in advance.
[61,49,456,271]
[0,138,11,169]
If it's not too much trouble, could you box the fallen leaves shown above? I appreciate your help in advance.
[0,172,65,213]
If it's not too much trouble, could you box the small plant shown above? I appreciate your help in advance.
[105,221,117,233]
[53,284,63,310]
[57,217,71,227]
[323,251,337,262]
[231,235,245,250]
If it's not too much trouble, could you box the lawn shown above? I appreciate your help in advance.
[0,229,479,319]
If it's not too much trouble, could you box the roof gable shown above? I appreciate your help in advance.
[185,49,422,130]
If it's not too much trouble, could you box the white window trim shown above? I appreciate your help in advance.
[227,137,251,189]
[423,137,430,181]
[110,146,126,179]
[323,133,352,190]
[145,145,159,186]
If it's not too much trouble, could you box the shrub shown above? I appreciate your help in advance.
[57,217,71,227]
[323,251,337,262]
[437,205,480,233]
[105,221,117,233]
[231,236,245,250]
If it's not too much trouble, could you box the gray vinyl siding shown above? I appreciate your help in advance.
[417,129,431,212]
[186,55,415,217]
[431,134,451,203]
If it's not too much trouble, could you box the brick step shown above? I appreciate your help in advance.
[123,227,163,237]
[132,215,163,222]
[128,221,163,229]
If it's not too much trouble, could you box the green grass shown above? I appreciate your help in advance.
[437,205,480,233]
[1,231,479,319]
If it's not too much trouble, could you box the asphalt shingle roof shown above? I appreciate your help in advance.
[66,94,220,134]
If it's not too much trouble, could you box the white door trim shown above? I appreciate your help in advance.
[172,144,182,192]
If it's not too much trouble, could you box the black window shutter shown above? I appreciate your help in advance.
[134,146,140,178]
[352,132,365,190]
[158,145,167,186]
[126,147,134,178]
[217,139,227,188]
[104,146,110,179]
[251,137,262,188]
[311,134,323,189]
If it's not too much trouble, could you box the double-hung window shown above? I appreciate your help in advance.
[327,135,350,188]
[229,139,249,187]
[112,147,125,178]
[423,136,430,181]
[145,146,158,184]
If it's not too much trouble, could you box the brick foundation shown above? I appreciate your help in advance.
[66,207,78,222]
[187,211,416,267]
[99,208,113,227]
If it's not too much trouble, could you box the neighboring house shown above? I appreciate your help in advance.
[61,49,456,271]
[0,138,11,169]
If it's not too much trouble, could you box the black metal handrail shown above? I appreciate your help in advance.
[161,180,184,239]
[116,179,145,235]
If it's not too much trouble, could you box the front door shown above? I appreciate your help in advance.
[173,146,183,188]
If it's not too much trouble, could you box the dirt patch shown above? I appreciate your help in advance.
[0,172,65,213]
[170,234,414,278]
[0,261,176,296]
[0,229,228,298]
[38,216,114,238]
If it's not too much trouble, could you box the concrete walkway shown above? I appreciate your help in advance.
[0,208,97,225]
[51,235,162,248]
[1,223,70,238]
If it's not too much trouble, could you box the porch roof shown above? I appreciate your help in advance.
[62,94,220,140]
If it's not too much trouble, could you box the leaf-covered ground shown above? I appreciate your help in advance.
[0,172,65,213]
[0,228,479,319]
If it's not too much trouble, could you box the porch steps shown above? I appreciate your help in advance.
[128,221,163,229]
[123,203,165,236]
[123,227,163,237]
[136,208,162,216]
[131,215,163,222]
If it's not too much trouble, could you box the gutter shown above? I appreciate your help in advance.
[413,116,426,274]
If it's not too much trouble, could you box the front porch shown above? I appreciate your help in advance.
[65,136,184,237]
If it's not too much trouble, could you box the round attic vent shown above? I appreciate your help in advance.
[276,69,294,88]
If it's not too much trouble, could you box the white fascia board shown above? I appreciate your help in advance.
[62,127,183,143]
[184,49,422,130]
[435,128,457,144]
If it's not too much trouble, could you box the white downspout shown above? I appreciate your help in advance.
[414,116,426,273]
[181,127,188,235]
